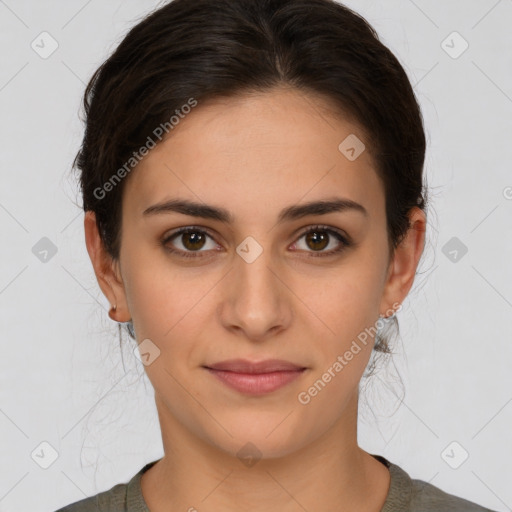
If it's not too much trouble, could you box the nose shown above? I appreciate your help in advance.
[218,247,292,342]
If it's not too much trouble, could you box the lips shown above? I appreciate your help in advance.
[203,359,307,395]
[204,358,306,374]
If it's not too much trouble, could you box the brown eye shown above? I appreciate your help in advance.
[162,227,218,258]
[304,230,329,251]
[292,226,351,257]
[180,230,207,251]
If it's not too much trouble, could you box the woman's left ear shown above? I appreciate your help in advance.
[84,211,131,323]
[379,207,427,315]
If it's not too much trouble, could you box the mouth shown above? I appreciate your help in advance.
[204,358,306,373]
[203,359,307,395]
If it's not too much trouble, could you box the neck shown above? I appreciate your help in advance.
[141,392,391,512]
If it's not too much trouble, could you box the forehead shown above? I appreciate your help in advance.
[123,87,384,222]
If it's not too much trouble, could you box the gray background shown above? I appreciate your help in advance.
[0,1,511,510]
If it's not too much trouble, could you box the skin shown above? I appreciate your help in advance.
[85,85,426,511]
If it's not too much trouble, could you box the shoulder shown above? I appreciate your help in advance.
[384,458,498,512]
[54,481,129,512]
[408,476,496,512]
[54,460,158,512]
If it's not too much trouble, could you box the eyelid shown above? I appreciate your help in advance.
[162,225,219,244]
[292,224,349,243]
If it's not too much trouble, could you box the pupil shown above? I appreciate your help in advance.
[184,232,205,250]
[307,231,328,250]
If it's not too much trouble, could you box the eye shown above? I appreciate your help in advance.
[161,224,352,259]
[291,225,351,257]
[161,226,219,259]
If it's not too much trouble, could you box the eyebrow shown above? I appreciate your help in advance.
[142,197,368,224]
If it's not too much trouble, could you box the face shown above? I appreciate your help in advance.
[87,86,423,460]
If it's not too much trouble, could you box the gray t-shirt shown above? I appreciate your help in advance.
[55,454,497,511]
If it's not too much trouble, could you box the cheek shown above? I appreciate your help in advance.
[297,256,385,381]
[305,263,383,339]
[121,242,190,329]
[297,306,378,414]
[122,254,218,367]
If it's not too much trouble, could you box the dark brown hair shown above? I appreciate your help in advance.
[74,0,428,353]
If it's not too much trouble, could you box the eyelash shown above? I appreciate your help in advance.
[161,225,352,259]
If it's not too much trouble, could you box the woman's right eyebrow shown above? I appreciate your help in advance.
[142,197,368,225]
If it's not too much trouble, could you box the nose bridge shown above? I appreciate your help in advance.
[236,236,280,306]
[236,242,276,298]
[222,235,290,338]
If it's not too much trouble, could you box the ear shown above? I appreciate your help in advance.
[84,211,130,322]
[379,207,426,316]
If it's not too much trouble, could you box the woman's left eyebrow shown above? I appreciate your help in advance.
[142,197,368,224]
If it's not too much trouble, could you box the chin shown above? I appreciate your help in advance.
[202,416,314,463]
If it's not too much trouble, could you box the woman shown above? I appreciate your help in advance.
[56,0,497,510]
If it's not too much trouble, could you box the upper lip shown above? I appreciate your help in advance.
[204,359,306,374]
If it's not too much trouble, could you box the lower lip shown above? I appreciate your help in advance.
[205,368,306,395]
